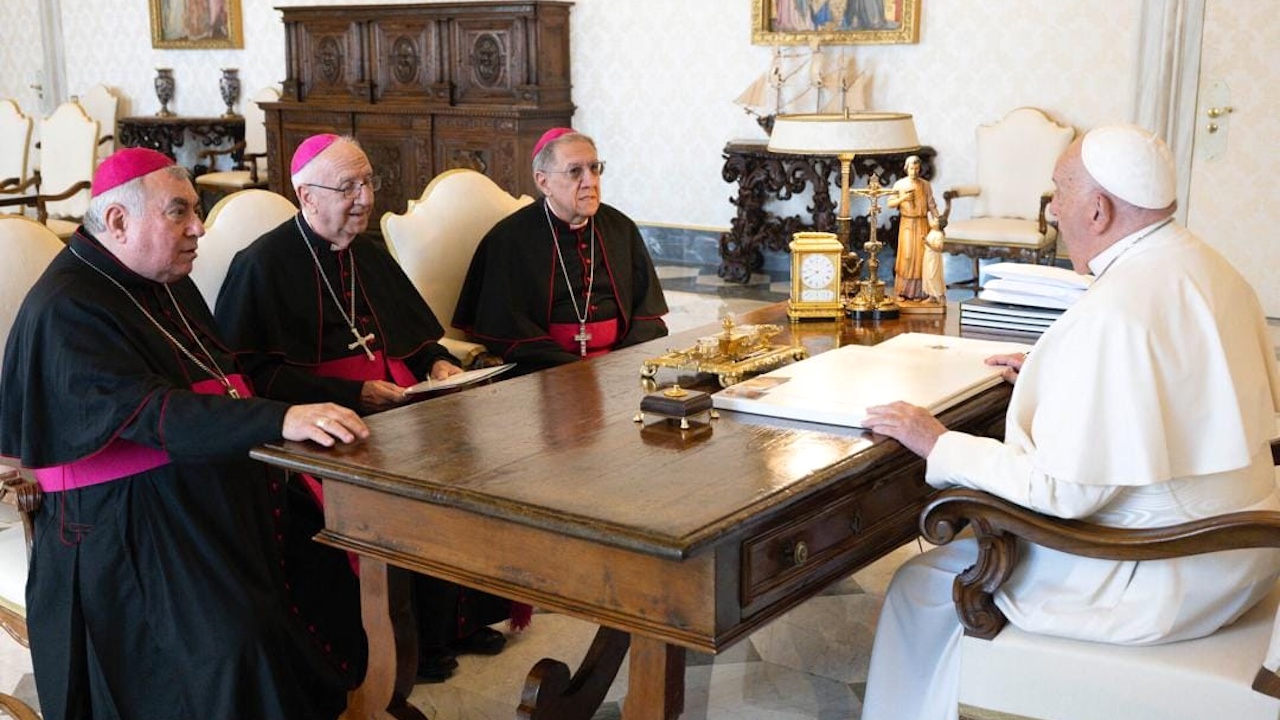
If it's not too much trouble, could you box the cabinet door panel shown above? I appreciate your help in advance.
[294,18,368,103]
[449,16,531,105]
[369,16,450,104]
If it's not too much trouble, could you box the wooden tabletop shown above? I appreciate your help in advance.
[253,303,1013,562]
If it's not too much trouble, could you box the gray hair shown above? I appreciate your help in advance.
[82,165,191,235]
[291,134,362,190]
[532,131,596,175]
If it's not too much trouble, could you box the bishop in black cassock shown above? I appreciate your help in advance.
[0,148,367,720]
[453,128,668,374]
[215,134,518,683]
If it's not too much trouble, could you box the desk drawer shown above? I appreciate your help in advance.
[740,470,930,608]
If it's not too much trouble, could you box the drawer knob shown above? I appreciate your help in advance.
[790,540,810,566]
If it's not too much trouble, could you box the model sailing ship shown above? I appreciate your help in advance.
[734,42,870,134]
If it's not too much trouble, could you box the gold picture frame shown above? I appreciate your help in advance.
[150,0,244,49]
[752,0,921,45]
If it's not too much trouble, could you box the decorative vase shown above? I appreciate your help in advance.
[219,68,241,118]
[154,68,175,118]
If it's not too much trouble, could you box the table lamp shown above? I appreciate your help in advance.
[768,111,921,319]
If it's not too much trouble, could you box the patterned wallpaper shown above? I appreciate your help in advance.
[2,0,1141,229]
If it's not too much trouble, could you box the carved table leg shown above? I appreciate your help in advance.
[341,559,427,720]
[517,626,631,720]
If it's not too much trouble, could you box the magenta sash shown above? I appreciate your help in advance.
[549,318,618,358]
[33,374,254,492]
[314,350,416,387]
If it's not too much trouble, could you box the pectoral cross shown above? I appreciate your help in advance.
[348,327,376,360]
[574,323,591,357]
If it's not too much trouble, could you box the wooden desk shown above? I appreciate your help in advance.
[252,304,1011,720]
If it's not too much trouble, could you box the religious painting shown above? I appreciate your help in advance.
[150,0,244,49]
[753,0,921,45]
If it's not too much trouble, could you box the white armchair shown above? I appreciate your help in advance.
[380,169,533,369]
[925,438,1280,720]
[0,215,63,720]
[940,107,1075,291]
[0,100,99,241]
[0,100,34,202]
[195,86,281,210]
[189,189,298,309]
[79,84,120,162]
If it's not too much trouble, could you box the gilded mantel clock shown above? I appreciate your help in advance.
[788,231,844,320]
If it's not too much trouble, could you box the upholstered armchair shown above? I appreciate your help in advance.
[0,215,62,720]
[939,107,1075,291]
[0,100,99,241]
[79,84,119,162]
[0,100,34,201]
[380,169,533,369]
[189,189,298,309]
[923,438,1280,720]
[195,87,281,212]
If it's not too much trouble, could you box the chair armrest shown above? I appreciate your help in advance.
[96,133,115,148]
[0,466,41,560]
[1037,191,1054,234]
[242,151,267,183]
[198,141,247,162]
[32,180,92,224]
[0,173,40,197]
[940,185,981,228]
[921,483,1280,640]
[0,693,40,720]
[439,338,504,371]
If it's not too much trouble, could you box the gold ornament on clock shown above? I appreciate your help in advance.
[787,231,845,320]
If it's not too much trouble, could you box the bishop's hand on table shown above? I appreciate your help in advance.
[985,351,1029,385]
[284,403,369,447]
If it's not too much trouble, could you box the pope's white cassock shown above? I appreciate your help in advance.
[861,219,1280,720]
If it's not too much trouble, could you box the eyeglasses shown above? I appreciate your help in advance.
[543,161,606,182]
[304,175,382,199]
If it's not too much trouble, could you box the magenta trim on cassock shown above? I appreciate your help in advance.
[549,318,617,358]
[33,374,255,492]
[314,350,416,387]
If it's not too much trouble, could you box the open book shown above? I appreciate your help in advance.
[404,363,515,396]
[712,333,1032,428]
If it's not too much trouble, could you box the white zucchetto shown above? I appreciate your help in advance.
[1080,124,1176,210]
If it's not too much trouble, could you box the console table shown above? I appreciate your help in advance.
[252,302,1010,720]
[719,140,936,283]
[117,116,245,170]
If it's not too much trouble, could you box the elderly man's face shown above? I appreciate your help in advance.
[1048,141,1097,273]
[535,138,602,226]
[118,170,205,283]
[298,141,376,249]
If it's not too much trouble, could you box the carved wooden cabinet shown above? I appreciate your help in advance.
[264,2,573,224]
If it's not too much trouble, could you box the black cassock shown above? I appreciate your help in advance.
[215,214,513,660]
[453,199,668,374]
[0,231,358,720]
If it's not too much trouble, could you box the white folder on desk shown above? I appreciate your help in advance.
[712,333,1032,428]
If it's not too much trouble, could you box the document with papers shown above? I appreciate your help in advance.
[404,363,515,395]
[712,333,1032,428]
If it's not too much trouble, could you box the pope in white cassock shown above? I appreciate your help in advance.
[859,124,1280,720]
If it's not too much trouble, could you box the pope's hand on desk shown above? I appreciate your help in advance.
[361,380,411,412]
[284,403,369,447]
[985,352,1027,385]
[863,401,946,459]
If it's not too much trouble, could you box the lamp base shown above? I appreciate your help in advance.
[846,305,900,321]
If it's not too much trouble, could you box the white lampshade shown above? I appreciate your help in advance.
[767,112,921,155]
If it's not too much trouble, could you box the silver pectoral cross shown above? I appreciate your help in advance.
[574,323,591,357]
[348,327,377,360]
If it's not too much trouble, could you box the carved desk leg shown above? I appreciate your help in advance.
[517,626,631,720]
[342,559,426,720]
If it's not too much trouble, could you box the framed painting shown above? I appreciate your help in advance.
[753,0,921,45]
[150,0,244,49]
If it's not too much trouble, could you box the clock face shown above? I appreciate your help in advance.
[800,254,836,289]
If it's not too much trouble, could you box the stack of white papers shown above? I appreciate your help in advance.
[978,262,1093,310]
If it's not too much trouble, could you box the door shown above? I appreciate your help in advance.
[1185,1,1280,316]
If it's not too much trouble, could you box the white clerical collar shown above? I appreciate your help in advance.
[1087,217,1174,278]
